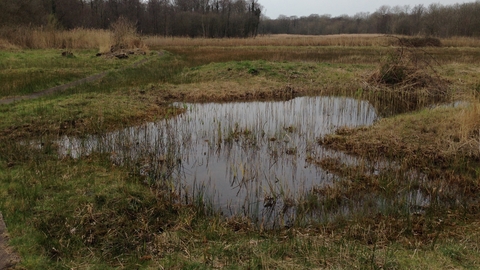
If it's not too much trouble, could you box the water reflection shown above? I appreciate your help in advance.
[58,96,379,221]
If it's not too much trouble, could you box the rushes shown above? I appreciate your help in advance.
[0,27,112,50]
[144,34,480,48]
[2,29,480,50]
[55,96,377,228]
[459,99,480,155]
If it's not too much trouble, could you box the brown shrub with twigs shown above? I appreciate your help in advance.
[366,39,450,101]
[360,43,451,114]
[110,16,145,52]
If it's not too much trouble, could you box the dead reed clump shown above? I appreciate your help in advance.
[0,26,112,49]
[109,17,145,53]
[458,100,480,157]
[369,46,448,92]
[364,42,451,113]
[0,38,19,50]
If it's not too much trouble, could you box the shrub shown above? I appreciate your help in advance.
[110,16,144,52]
[365,42,450,113]
[370,43,448,91]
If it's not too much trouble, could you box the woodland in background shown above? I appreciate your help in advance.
[0,0,262,38]
[261,1,480,37]
[0,0,479,38]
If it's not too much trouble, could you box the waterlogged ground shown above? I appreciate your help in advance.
[0,39,478,268]
[57,96,379,222]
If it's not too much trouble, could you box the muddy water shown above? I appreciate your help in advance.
[58,96,378,221]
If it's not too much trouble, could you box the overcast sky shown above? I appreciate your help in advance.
[259,0,473,19]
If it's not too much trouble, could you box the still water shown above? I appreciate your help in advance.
[58,96,379,221]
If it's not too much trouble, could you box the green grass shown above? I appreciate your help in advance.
[179,60,364,85]
[0,153,177,268]
[0,52,187,137]
[0,49,147,98]
[0,55,369,139]
[0,45,480,269]
[3,151,477,269]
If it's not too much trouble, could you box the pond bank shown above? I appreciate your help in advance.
[0,212,19,270]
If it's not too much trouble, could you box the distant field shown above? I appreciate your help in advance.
[2,28,480,50]
[145,34,480,47]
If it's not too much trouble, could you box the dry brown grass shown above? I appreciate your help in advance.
[158,45,388,67]
[320,99,480,176]
[144,34,480,48]
[0,27,112,50]
[144,34,390,47]
[0,26,149,52]
[459,99,480,154]
[1,30,478,50]
[0,38,19,50]
[442,36,480,47]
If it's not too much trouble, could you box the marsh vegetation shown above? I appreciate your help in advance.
[56,96,377,227]
[0,33,479,269]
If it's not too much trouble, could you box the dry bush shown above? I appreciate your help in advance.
[360,41,452,115]
[110,16,145,52]
[368,45,448,95]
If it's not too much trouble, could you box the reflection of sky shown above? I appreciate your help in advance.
[58,96,378,216]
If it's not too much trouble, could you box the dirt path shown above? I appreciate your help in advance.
[0,53,157,105]
[0,212,19,270]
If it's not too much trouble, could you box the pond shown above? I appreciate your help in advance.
[58,96,381,224]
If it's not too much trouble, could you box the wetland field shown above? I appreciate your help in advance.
[0,34,480,269]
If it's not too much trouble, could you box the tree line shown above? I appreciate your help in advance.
[260,1,480,37]
[1,0,479,38]
[0,0,262,38]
